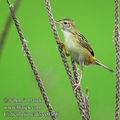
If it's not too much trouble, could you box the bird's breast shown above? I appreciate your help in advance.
[63,30,87,63]
[62,30,95,65]
[64,34,82,55]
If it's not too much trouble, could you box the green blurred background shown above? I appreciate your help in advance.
[0,0,116,120]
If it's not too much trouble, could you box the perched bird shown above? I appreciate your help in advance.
[55,18,113,88]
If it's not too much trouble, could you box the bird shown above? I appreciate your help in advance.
[55,18,114,90]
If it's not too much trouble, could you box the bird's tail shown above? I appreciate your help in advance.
[94,59,114,73]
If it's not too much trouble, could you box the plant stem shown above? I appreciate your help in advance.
[44,0,88,119]
[71,59,89,120]
[114,0,120,120]
[7,1,56,120]
[0,0,22,60]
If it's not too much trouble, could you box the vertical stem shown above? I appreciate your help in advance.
[44,0,88,120]
[71,59,89,120]
[0,0,22,60]
[7,1,56,120]
[44,0,74,86]
[84,88,90,120]
[114,0,120,120]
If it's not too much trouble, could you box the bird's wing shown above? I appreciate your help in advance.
[76,32,94,56]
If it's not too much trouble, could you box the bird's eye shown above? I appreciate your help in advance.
[63,22,67,25]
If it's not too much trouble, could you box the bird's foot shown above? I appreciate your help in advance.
[56,39,69,57]
[56,39,64,47]
[73,82,80,92]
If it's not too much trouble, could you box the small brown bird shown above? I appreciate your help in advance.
[55,18,113,88]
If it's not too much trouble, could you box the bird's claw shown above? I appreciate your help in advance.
[56,39,69,57]
[73,82,80,92]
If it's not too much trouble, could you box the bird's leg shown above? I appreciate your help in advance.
[56,39,69,57]
[74,62,84,92]
[74,70,83,92]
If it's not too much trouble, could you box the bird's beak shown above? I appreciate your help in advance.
[54,20,60,25]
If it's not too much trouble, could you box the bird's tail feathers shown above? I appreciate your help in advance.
[94,60,114,73]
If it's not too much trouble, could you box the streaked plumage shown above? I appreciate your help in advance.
[56,18,113,72]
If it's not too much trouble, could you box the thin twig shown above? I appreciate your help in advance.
[7,1,56,120]
[71,59,89,120]
[0,0,22,60]
[44,0,87,120]
[114,0,120,120]
[84,87,90,120]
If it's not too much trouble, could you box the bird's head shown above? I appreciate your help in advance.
[55,18,76,33]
